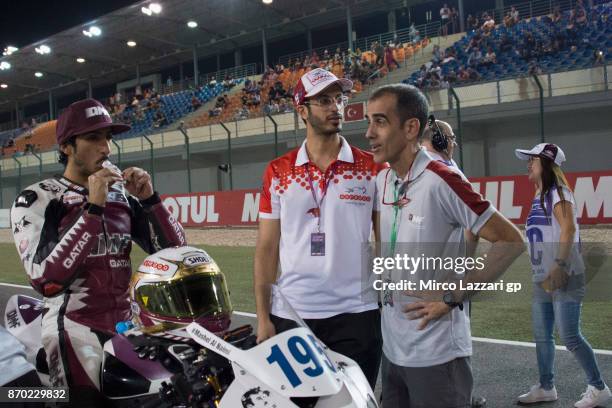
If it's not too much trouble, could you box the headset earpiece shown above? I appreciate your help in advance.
[428,114,448,153]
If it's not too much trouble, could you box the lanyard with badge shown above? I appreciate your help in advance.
[386,168,412,255]
[306,163,336,256]
[383,167,412,306]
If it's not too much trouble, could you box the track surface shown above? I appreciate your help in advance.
[1,284,610,408]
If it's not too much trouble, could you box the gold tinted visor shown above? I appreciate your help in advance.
[135,273,232,319]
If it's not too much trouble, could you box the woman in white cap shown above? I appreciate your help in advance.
[515,143,611,408]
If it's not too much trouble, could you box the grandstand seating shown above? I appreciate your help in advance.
[405,2,611,88]
[115,81,241,139]
[187,39,430,127]
[2,0,610,159]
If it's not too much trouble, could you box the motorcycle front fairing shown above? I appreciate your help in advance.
[187,284,379,408]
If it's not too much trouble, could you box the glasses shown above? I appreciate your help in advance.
[381,170,411,207]
[305,95,349,108]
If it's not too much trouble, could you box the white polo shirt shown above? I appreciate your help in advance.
[377,148,497,367]
[259,136,386,319]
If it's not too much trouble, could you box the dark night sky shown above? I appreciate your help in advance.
[0,0,139,48]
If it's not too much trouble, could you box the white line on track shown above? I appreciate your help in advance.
[1,282,610,355]
[473,337,612,356]
[0,282,32,289]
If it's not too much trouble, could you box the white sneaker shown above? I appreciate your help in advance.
[574,384,612,408]
[517,383,558,404]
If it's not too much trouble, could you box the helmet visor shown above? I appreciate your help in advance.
[135,273,232,319]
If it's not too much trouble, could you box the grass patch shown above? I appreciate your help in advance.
[1,243,610,349]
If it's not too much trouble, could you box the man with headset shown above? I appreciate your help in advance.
[420,117,458,169]
[420,117,487,408]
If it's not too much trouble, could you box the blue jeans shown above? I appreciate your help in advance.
[532,286,604,390]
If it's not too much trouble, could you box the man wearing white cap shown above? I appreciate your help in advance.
[515,143,611,408]
[254,68,386,388]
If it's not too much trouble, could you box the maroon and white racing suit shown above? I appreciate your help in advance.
[10,175,186,390]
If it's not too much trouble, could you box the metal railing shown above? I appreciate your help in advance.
[158,63,259,96]
[2,62,608,169]
[476,0,609,28]
[277,21,442,67]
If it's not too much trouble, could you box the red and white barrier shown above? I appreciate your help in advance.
[161,170,612,227]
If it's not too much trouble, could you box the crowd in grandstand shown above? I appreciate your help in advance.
[213,38,426,122]
[410,0,609,90]
[2,0,609,157]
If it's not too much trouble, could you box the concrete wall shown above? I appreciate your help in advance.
[1,65,610,208]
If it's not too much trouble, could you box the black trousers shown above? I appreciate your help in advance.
[270,308,382,389]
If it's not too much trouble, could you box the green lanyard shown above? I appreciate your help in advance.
[389,184,401,256]
[388,167,412,256]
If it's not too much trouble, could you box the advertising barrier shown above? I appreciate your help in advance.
[162,170,612,227]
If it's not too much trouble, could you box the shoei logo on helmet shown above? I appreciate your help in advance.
[183,253,211,267]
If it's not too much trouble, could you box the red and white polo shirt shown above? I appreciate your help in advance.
[259,136,386,319]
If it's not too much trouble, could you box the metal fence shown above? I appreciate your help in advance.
[159,63,259,95]
[277,21,442,67]
[478,0,609,27]
[1,63,609,204]
[426,62,610,169]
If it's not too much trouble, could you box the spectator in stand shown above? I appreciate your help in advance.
[483,47,497,65]
[373,41,384,66]
[208,76,217,89]
[278,98,292,113]
[440,3,451,36]
[209,106,222,118]
[166,77,173,88]
[552,7,562,24]
[528,60,543,75]
[500,33,513,52]
[467,47,483,66]
[191,95,202,111]
[432,45,443,63]
[385,44,399,70]
[467,14,478,31]
[482,13,495,32]
[510,6,520,24]
[504,12,516,28]
[251,92,261,107]
[458,65,470,81]
[451,7,459,34]
[263,100,278,115]
[235,105,250,121]
[593,49,605,65]
[153,109,168,128]
[575,5,588,27]
[442,48,457,64]
[467,66,481,81]
[223,75,236,89]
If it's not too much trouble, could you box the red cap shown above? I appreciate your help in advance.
[293,68,353,107]
[56,98,130,145]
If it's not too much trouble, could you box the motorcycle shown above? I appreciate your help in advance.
[4,284,378,408]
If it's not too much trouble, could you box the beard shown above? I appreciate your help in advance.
[307,111,342,136]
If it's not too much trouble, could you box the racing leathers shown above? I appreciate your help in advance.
[10,175,186,390]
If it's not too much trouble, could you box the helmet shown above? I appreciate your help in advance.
[129,246,232,335]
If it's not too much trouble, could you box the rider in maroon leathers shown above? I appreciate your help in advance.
[10,98,186,403]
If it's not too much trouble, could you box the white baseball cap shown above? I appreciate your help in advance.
[515,143,566,166]
[293,68,353,107]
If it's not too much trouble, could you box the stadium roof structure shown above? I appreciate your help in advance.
[0,0,411,114]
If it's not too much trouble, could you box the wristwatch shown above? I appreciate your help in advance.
[443,291,463,311]
[555,258,569,270]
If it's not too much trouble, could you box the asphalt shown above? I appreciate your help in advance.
[1,284,610,408]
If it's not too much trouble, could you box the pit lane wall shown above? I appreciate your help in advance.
[160,169,612,227]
